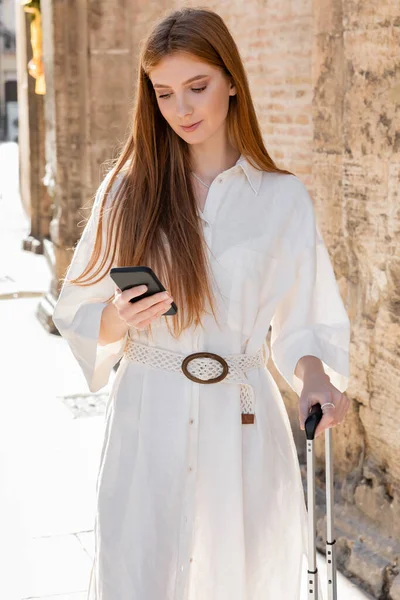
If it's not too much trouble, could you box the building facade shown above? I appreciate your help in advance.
[0,0,18,141]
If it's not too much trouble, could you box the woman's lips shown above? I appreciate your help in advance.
[181,120,202,132]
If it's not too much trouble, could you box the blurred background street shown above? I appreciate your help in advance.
[0,141,114,599]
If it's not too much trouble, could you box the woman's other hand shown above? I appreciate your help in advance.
[298,372,350,438]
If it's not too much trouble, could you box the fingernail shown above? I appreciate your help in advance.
[139,285,148,292]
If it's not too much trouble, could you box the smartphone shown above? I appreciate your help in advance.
[109,266,177,316]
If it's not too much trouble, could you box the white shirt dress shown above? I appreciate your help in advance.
[53,154,350,600]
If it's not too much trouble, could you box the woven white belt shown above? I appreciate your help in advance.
[122,339,265,424]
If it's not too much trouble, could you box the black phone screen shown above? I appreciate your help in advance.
[109,266,177,316]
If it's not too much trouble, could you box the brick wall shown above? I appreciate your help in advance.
[169,0,315,184]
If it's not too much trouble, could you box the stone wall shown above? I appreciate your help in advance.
[38,0,136,328]
[273,0,399,596]
[16,6,50,251]
[314,3,400,597]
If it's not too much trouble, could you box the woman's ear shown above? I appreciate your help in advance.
[229,82,237,97]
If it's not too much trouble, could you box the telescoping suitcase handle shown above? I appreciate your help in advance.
[304,403,338,600]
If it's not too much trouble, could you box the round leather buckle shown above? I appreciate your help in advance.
[181,352,229,384]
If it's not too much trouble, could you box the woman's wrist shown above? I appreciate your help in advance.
[99,302,129,346]
[294,355,330,383]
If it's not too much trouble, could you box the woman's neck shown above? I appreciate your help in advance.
[189,140,241,186]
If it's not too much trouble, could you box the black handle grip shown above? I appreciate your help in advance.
[305,403,323,440]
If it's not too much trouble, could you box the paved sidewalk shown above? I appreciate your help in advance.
[0,142,372,599]
[0,143,114,599]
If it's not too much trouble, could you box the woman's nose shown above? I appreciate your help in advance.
[175,97,193,119]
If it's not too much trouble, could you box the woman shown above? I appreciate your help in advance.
[53,7,350,600]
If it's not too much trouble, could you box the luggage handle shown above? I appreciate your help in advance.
[304,402,338,599]
[305,402,323,440]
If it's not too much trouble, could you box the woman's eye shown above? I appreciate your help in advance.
[158,86,207,100]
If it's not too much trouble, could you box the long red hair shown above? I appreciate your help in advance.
[68,7,292,339]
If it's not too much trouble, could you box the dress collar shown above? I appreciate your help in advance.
[235,154,263,196]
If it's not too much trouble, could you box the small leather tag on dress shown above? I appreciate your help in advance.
[242,414,255,424]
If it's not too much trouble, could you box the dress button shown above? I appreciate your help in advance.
[188,466,193,472]
[190,557,194,563]
[189,419,194,424]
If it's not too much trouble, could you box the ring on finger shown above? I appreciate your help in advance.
[321,402,335,410]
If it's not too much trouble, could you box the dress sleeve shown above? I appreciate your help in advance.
[270,179,350,396]
[52,170,128,393]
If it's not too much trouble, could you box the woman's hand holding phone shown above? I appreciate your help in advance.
[112,284,174,330]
